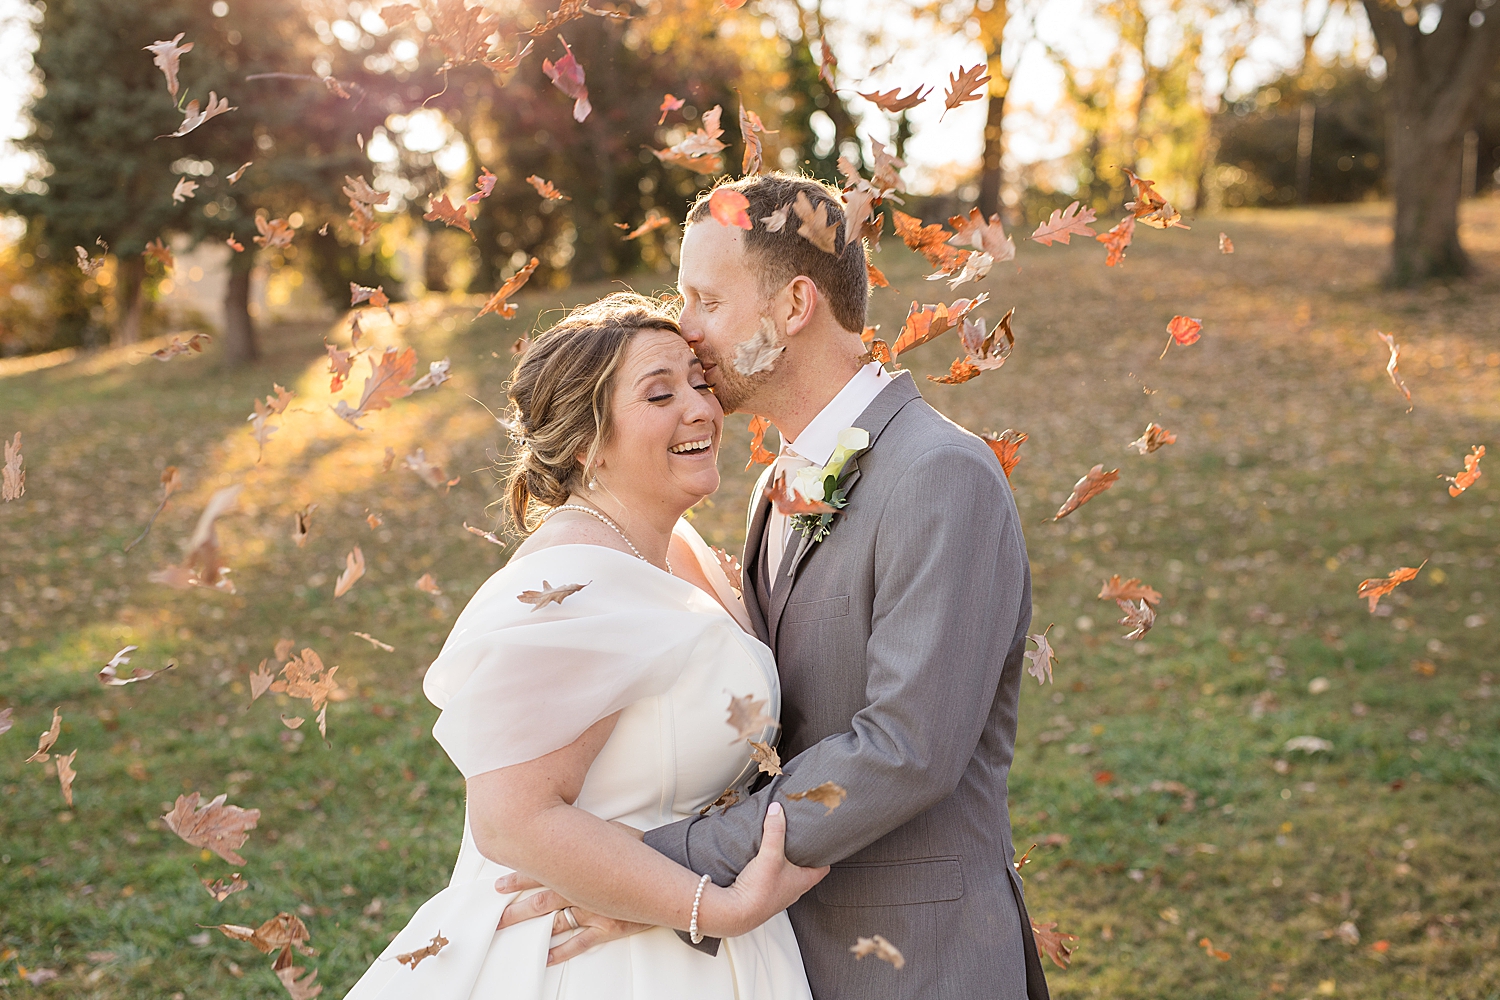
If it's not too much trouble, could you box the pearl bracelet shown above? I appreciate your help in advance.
[689,873,712,944]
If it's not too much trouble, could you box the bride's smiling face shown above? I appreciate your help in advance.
[592,328,724,511]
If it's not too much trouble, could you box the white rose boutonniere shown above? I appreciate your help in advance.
[787,426,870,544]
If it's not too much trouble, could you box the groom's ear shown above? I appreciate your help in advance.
[780,275,820,340]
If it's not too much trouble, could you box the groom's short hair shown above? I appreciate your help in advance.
[686,173,868,334]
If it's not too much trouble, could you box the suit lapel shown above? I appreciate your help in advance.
[742,464,775,643]
[764,372,922,647]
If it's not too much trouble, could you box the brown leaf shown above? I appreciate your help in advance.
[1053,464,1119,520]
[464,521,507,546]
[148,484,242,593]
[1031,920,1079,969]
[227,161,252,184]
[891,209,969,275]
[1218,232,1234,253]
[1096,215,1135,267]
[1025,624,1058,685]
[1030,201,1097,246]
[526,175,569,201]
[746,415,775,469]
[725,692,776,742]
[1116,598,1156,640]
[3,431,24,501]
[732,316,784,376]
[739,104,776,176]
[517,580,589,611]
[982,429,1027,479]
[142,238,175,271]
[334,546,365,598]
[163,792,261,865]
[423,194,475,239]
[281,715,305,730]
[542,35,591,122]
[926,357,982,385]
[699,787,742,815]
[204,912,314,957]
[787,780,847,815]
[948,207,1015,261]
[247,398,278,463]
[1123,168,1189,229]
[349,282,391,314]
[55,748,77,806]
[866,261,889,288]
[763,470,836,516]
[253,215,294,249]
[25,707,61,763]
[351,631,395,652]
[1160,316,1202,358]
[1357,561,1425,613]
[476,257,540,320]
[403,449,460,491]
[1441,444,1484,497]
[343,175,388,246]
[202,874,248,902]
[415,572,443,595]
[748,740,782,776]
[940,63,990,120]
[270,647,341,716]
[1376,331,1413,411]
[858,85,931,112]
[332,347,417,430]
[792,190,840,254]
[98,645,175,686]
[1098,575,1163,606]
[619,211,672,241]
[711,546,743,594]
[395,932,450,969]
[1126,422,1177,454]
[144,33,193,98]
[850,934,905,969]
[468,167,498,203]
[169,91,234,137]
[890,294,988,358]
[249,660,277,702]
[292,503,317,549]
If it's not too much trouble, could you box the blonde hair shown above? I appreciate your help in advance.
[504,292,682,533]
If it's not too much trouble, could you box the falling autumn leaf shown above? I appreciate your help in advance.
[1199,937,1231,961]
[404,449,460,491]
[934,250,994,290]
[764,470,837,516]
[202,911,314,958]
[150,332,212,360]
[476,257,540,320]
[748,740,782,776]
[144,33,193,98]
[415,572,443,596]
[619,211,672,241]
[940,63,990,120]
[351,631,395,652]
[1054,464,1119,520]
[891,209,969,275]
[948,207,1015,262]
[75,238,108,276]
[1025,624,1058,685]
[712,546,743,593]
[746,415,775,469]
[163,792,260,865]
[526,174,569,201]
[927,357,982,385]
[866,261,889,288]
[1097,215,1135,267]
[1098,575,1163,606]
[24,708,60,763]
[396,932,450,969]
[169,91,235,137]
[792,190,840,254]
[142,238,175,271]
[761,204,790,232]
[410,358,452,391]
[423,194,475,239]
[227,161,252,184]
[171,176,198,203]
[982,429,1027,479]
[732,316,784,376]
[332,347,417,430]
[334,546,366,598]
[202,874,248,902]
[850,934,905,969]
[725,692,776,742]
[658,92,685,124]
[1030,202,1098,246]
[890,294,988,358]
[542,34,591,121]
[281,715,305,730]
[709,187,752,230]
[1126,422,1177,454]
[1218,232,1234,253]
[858,85,931,113]
[1376,331,1413,411]
[98,645,175,686]
[3,431,24,501]
[253,215,294,249]
[0,707,12,735]
[148,483,242,594]
[464,521,506,546]
[469,167,499,203]
[699,787,742,815]
[292,503,317,548]
[1357,561,1425,613]
[738,103,775,174]
[1123,168,1189,230]
[1116,599,1155,640]
[226,234,245,252]
[517,580,589,611]
[1441,444,1484,497]
[55,749,77,806]
[249,660,277,702]
[654,104,726,174]
[787,780,847,815]
[1031,920,1079,969]
[1160,315,1203,358]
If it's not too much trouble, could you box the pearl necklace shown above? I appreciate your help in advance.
[545,503,672,574]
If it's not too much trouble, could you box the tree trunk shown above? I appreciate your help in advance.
[223,252,258,364]
[978,91,1007,220]
[1362,0,1500,285]
[114,253,145,346]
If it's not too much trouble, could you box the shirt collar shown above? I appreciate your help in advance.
[781,362,892,468]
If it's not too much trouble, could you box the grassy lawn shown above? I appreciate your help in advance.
[1,199,1497,999]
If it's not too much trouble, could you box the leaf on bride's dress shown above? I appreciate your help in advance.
[787,780,847,815]
[1025,624,1058,685]
[699,787,742,815]
[164,792,261,865]
[201,873,248,902]
[395,931,449,969]
[516,580,589,611]
[850,934,905,969]
[725,693,775,742]
[1031,920,1080,969]
[748,739,782,776]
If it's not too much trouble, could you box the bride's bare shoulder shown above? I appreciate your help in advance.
[510,510,633,562]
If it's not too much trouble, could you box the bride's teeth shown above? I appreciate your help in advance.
[670,440,710,454]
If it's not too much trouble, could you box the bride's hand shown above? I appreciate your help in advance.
[700,802,828,939]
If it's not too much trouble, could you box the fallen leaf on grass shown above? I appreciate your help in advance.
[982,429,1027,479]
[1098,576,1162,606]
[334,547,365,598]
[732,316,783,376]
[164,792,260,865]
[1376,331,1412,411]
[850,934,905,969]
[748,740,782,776]
[55,748,77,806]
[476,257,540,320]
[1030,202,1097,246]
[788,781,847,815]
[332,347,416,430]
[1025,624,1058,685]
[1031,920,1079,969]
[726,693,776,742]
[98,645,175,686]
[1199,936,1231,960]
[1126,422,1177,454]
[395,932,449,969]
[1116,599,1155,640]
[1053,464,1118,520]
[415,573,443,595]
[1160,316,1202,358]
[746,415,775,469]
[517,580,588,611]
[351,631,394,652]
[203,874,248,901]
[1440,444,1483,497]
[1357,561,1424,613]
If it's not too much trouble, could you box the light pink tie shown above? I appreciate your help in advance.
[765,451,813,579]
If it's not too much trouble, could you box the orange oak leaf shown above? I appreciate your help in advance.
[334,546,365,598]
[24,707,61,763]
[163,792,260,865]
[739,104,775,175]
[764,470,837,516]
[526,174,569,201]
[948,207,1015,261]
[748,740,782,776]
[469,167,498,203]
[1441,444,1484,497]
[982,428,1027,479]
[517,580,589,611]
[890,294,988,358]
[1160,316,1202,358]
[1117,598,1156,640]
[414,572,443,596]
[1031,920,1079,969]
[423,194,475,239]
[867,261,889,288]
[928,357,981,385]
[658,92,685,124]
[929,307,1014,384]
[892,209,969,275]
[726,692,776,741]
[1357,561,1425,613]
[1218,232,1234,253]
[1053,464,1119,520]
[142,238,175,270]
[1025,623,1058,685]
[1376,331,1413,411]
[396,932,450,969]
[858,85,931,113]
[203,912,315,964]
[144,33,193,98]
[746,415,775,469]
[940,63,990,120]
[1030,202,1097,246]
[542,35,591,122]
[332,346,417,430]
[1123,168,1189,229]
[792,190,840,254]
[226,234,245,252]
[788,780,847,815]
[619,210,672,241]
[55,748,77,806]
[850,934,905,969]
[98,645,175,686]
[1099,575,1162,606]
[476,257,540,320]
[343,174,388,245]
[711,546,743,594]
[708,187,752,230]
[1097,215,1135,267]
[1127,422,1177,454]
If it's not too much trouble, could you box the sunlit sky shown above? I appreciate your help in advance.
[0,0,1371,197]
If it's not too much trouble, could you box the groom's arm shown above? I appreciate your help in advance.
[645,443,1027,885]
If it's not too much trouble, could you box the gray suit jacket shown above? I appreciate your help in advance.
[645,373,1049,1000]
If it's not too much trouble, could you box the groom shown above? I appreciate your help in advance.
[508,173,1049,999]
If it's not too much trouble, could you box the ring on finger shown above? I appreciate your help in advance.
[563,907,580,931]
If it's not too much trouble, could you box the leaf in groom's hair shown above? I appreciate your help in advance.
[395,931,449,969]
[516,580,589,611]
[787,780,847,815]
[725,693,775,742]
[1025,624,1058,685]
[792,191,839,254]
[851,934,905,969]
[732,316,784,376]
[746,415,774,469]
[1031,919,1079,969]
[748,740,782,776]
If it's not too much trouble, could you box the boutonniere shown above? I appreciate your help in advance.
[766,427,870,545]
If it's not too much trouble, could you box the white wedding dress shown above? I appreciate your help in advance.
[342,520,812,1000]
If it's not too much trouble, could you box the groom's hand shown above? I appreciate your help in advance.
[494,883,649,964]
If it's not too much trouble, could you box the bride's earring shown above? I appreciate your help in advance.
[587,474,598,491]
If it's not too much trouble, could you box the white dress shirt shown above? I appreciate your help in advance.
[765,362,892,576]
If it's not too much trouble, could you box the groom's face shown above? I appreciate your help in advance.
[677,221,776,415]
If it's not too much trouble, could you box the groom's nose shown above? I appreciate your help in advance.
[677,313,704,349]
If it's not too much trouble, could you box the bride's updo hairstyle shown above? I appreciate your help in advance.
[504,291,682,533]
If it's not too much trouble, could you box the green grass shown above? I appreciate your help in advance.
[2,200,1498,998]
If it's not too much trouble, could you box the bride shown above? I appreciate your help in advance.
[343,293,826,999]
